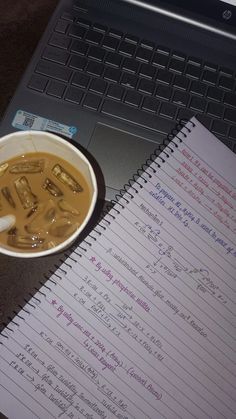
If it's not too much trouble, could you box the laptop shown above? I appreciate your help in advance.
[0,0,235,201]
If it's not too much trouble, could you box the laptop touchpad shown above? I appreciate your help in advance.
[87,124,155,194]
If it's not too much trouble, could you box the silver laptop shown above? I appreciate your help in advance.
[0,0,236,201]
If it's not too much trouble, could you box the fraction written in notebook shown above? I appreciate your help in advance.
[0,117,235,419]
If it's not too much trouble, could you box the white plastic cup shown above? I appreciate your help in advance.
[0,130,98,258]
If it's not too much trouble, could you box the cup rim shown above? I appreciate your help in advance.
[0,130,98,258]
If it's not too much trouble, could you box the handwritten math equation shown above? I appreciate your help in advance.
[133,221,228,307]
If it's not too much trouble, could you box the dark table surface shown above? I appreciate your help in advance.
[1,4,108,419]
[0,0,108,334]
[0,0,60,328]
[0,0,59,120]
[0,4,69,416]
[0,0,108,335]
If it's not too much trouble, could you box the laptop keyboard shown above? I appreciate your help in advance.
[28,8,236,152]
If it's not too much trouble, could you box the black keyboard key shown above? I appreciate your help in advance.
[107,84,125,100]
[87,45,105,61]
[71,40,88,55]
[69,55,87,70]
[156,69,173,85]
[47,80,66,98]
[139,63,155,79]
[42,46,69,65]
[172,90,189,107]
[102,99,176,134]
[173,75,189,91]
[93,22,108,33]
[124,91,142,107]
[119,41,136,57]
[142,97,159,113]
[202,70,218,85]
[83,93,102,110]
[157,45,170,55]
[169,59,185,74]
[224,108,236,123]
[69,24,86,39]
[152,52,169,68]
[125,34,139,44]
[28,74,48,92]
[188,56,202,66]
[141,39,155,50]
[206,86,223,102]
[219,76,234,90]
[105,52,122,68]
[35,60,72,82]
[220,67,234,77]
[160,102,177,119]
[177,108,195,121]
[185,64,201,79]
[109,28,123,38]
[65,86,83,103]
[207,103,223,118]
[55,20,69,34]
[104,67,121,83]
[49,33,71,50]
[172,50,186,61]
[86,61,104,77]
[138,79,155,95]
[190,80,207,96]
[77,17,91,28]
[229,126,236,140]
[212,120,228,137]
[102,35,119,51]
[190,96,206,113]
[136,47,152,63]
[61,11,76,22]
[122,58,139,73]
[204,61,218,71]
[224,92,236,108]
[121,72,138,89]
[89,78,107,95]
[196,114,212,130]
[72,72,90,89]
[155,84,172,100]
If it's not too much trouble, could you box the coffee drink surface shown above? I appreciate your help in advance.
[0,152,92,252]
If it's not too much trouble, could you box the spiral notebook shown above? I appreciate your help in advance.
[0,117,236,419]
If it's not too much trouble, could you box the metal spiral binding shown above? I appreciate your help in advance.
[48,270,62,280]
[1,322,15,340]
[153,118,196,162]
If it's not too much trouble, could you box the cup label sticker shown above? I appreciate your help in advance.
[12,110,77,139]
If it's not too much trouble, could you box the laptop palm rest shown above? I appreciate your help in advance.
[87,124,155,201]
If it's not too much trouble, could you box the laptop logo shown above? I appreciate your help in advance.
[222,9,232,20]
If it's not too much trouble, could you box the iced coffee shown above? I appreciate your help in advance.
[0,152,92,252]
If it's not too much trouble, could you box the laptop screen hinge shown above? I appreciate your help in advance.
[124,0,236,40]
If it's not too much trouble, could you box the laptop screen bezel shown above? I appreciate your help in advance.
[128,0,236,37]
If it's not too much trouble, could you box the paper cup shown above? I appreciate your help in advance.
[0,130,98,258]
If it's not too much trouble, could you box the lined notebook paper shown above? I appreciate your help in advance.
[0,117,235,419]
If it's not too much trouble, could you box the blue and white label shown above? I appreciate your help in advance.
[12,110,78,139]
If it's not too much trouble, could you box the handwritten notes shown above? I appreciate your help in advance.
[0,117,235,419]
